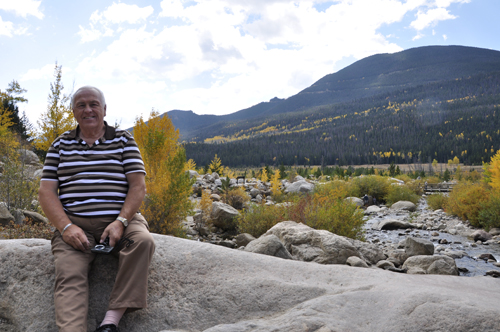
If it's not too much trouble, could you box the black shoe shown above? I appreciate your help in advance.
[95,324,120,332]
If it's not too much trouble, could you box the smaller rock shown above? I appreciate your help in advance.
[471,230,493,242]
[234,233,256,247]
[346,256,369,268]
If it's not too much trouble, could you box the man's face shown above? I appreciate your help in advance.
[72,88,106,131]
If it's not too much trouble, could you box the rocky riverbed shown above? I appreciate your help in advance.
[363,197,500,277]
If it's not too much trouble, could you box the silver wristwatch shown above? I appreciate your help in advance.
[117,216,128,227]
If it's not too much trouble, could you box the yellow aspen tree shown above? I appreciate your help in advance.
[270,170,282,196]
[33,63,75,157]
[261,167,268,183]
[134,110,193,235]
[488,150,500,190]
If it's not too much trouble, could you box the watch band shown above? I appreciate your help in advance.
[117,216,128,227]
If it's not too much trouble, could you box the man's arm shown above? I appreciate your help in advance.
[100,172,147,247]
[38,180,90,251]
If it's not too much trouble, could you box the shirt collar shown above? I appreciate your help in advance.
[68,121,115,141]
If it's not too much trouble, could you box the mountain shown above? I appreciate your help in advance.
[161,45,500,167]
[169,45,500,142]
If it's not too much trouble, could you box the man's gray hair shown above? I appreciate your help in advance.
[70,86,106,109]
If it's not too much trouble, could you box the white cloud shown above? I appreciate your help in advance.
[0,15,13,36]
[90,3,154,25]
[0,0,43,19]
[443,34,447,40]
[78,2,154,43]
[20,64,56,81]
[68,0,470,124]
[410,7,456,31]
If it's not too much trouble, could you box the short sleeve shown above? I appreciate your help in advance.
[41,144,60,181]
[122,134,146,175]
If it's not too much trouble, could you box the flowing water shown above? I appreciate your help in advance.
[363,199,500,277]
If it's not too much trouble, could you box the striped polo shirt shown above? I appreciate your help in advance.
[41,122,146,218]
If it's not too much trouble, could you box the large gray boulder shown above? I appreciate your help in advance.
[404,237,435,257]
[284,180,314,194]
[403,255,459,275]
[210,202,240,230]
[390,201,417,212]
[264,221,361,264]
[1,236,500,331]
[244,234,293,260]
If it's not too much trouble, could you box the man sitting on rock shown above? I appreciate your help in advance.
[38,86,155,332]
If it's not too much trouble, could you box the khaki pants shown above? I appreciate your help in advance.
[51,213,155,332]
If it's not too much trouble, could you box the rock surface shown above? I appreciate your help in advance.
[1,236,500,332]
[390,200,417,212]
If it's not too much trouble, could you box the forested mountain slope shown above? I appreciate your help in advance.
[170,45,500,142]
[184,70,500,167]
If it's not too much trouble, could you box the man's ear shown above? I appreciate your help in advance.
[104,104,107,117]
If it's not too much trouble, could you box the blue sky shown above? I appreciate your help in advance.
[1,0,499,130]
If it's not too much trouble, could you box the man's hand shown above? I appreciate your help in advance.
[100,220,124,247]
[62,225,90,252]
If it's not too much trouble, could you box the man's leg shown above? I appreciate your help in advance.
[52,230,97,332]
[108,213,155,311]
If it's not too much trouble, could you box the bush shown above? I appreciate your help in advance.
[477,192,500,231]
[385,185,420,206]
[349,176,390,202]
[444,182,490,227]
[237,186,366,240]
[236,203,287,237]
[426,193,448,210]
[222,186,250,210]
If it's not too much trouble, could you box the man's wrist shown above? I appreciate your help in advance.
[116,216,128,227]
[61,223,73,236]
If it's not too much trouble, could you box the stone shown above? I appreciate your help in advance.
[346,256,369,268]
[22,210,48,225]
[390,201,417,212]
[404,237,434,257]
[244,234,293,260]
[376,219,416,231]
[210,194,221,202]
[188,170,200,178]
[0,204,14,226]
[364,205,382,214]
[403,255,459,276]
[234,233,256,247]
[249,188,261,198]
[489,228,500,236]
[210,202,240,230]
[284,180,314,194]
[265,221,360,265]
[1,237,500,332]
[375,260,395,270]
[471,230,493,242]
[344,197,363,207]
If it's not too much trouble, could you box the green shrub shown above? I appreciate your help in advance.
[236,203,287,237]
[444,182,490,227]
[477,192,500,231]
[349,175,390,202]
[385,185,420,206]
[302,199,365,240]
[236,185,366,240]
[426,193,448,210]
